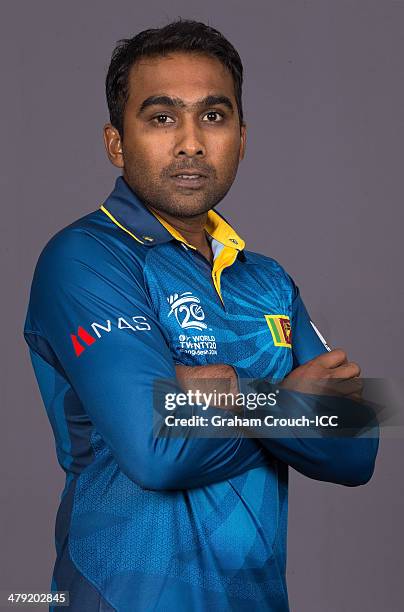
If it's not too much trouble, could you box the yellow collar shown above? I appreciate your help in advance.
[150,208,245,251]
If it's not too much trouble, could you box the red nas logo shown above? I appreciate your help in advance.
[70,316,151,357]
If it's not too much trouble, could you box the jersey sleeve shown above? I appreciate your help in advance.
[291,279,331,366]
[24,228,269,491]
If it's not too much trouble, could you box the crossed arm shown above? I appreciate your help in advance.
[174,346,378,487]
[25,230,379,491]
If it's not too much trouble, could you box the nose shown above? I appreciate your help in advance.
[173,116,206,158]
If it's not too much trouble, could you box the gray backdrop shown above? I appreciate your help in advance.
[1,1,403,611]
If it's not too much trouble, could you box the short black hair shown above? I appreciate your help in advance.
[106,19,244,138]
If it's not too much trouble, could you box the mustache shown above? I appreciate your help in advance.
[161,161,216,178]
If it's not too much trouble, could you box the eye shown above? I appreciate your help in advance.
[152,114,175,125]
[202,111,224,122]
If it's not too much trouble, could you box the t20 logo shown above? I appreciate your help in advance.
[167,292,207,331]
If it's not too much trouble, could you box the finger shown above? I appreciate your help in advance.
[310,348,348,369]
[329,361,361,379]
[303,376,361,396]
[175,364,192,378]
[347,393,363,403]
[323,377,363,396]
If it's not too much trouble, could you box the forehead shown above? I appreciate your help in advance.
[127,52,236,105]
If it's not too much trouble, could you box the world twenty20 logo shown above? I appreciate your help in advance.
[167,292,207,331]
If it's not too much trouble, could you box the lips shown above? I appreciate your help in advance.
[171,170,208,179]
[174,174,204,180]
[170,170,208,189]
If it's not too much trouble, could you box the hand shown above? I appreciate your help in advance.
[281,349,363,401]
[175,363,240,409]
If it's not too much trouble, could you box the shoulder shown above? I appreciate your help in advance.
[27,210,149,322]
[34,209,147,283]
[243,249,298,296]
[25,210,153,337]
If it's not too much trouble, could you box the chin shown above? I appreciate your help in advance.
[177,203,212,217]
[159,196,214,218]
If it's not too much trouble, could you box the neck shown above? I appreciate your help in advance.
[147,205,213,260]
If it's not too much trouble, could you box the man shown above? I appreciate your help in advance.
[24,19,378,612]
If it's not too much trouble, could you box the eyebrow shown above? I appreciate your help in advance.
[138,94,234,115]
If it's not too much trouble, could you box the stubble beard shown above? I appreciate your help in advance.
[123,156,239,218]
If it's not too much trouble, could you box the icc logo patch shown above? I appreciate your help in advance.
[265,314,292,348]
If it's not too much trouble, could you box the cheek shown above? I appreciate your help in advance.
[212,134,242,173]
[125,136,170,170]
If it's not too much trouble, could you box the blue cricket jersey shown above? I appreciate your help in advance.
[24,176,378,611]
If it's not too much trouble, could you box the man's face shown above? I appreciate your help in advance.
[104,52,246,217]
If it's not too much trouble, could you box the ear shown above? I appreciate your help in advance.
[239,122,247,161]
[103,123,124,168]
